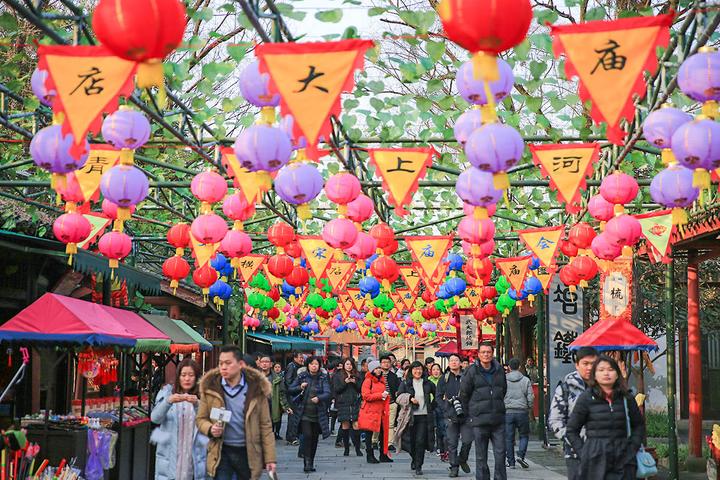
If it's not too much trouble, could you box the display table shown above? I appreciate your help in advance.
[26,424,88,471]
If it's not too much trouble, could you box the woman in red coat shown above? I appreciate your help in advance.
[357,360,392,464]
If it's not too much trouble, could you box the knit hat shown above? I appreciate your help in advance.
[368,360,381,373]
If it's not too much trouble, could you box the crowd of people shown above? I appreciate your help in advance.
[148,343,646,480]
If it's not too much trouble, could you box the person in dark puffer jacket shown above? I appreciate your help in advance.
[459,342,507,480]
[333,357,363,457]
[566,355,645,480]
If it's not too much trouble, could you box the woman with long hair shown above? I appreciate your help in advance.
[288,356,331,473]
[150,357,207,480]
[428,363,448,459]
[397,361,436,476]
[333,357,363,456]
[566,355,645,479]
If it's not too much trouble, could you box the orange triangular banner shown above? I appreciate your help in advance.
[338,294,353,316]
[74,145,120,202]
[368,148,435,216]
[465,286,483,307]
[357,321,369,337]
[397,319,408,337]
[536,271,555,293]
[495,256,532,293]
[235,254,266,284]
[396,289,416,311]
[190,234,220,268]
[220,147,269,205]
[399,265,422,294]
[550,14,673,145]
[298,236,333,279]
[635,210,674,262]
[347,288,365,311]
[529,144,600,213]
[256,40,374,152]
[405,236,453,291]
[38,45,137,157]
[325,260,356,293]
[77,213,111,249]
[518,226,564,268]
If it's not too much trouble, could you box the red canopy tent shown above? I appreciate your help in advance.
[435,340,458,358]
[569,320,658,352]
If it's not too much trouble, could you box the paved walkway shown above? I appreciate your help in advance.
[275,433,567,480]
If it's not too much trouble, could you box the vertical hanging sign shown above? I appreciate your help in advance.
[547,276,584,391]
[599,257,633,322]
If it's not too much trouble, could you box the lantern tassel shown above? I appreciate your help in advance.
[297,203,311,220]
[599,221,606,232]
[614,204,625,216]
[472,51,499,82]
[119,148,134,166]
[294,149,309,163]
[233,220,244,231]
[175,247,184,257]
[113,219,124,232]
[334,248,343,260]
[338,204,348,217]
[170,279,179,294]
[692,169,710,191]
[493,172,510,192]
[259,107,276,125]
[671,207,688,226]
[661,148,676,166]
[473,206,489,220]
[579,280,588,288]
[137,60,166,109]
[51,173,67,195]
[65,243,77,265]
[702,100,719,120]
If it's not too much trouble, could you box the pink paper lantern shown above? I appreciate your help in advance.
[604,214,642,248]
[457,216,495,244]
[98,231,132,269]
[600,171,639,212]
[102,199,136,220]
[322,218,359,250]
[344,231,377,262]
[53,212,91,259]
[191,170,228,207]
[191,213,228,244]
[591,233,622,261]
[325,173,361,209]
[587,194,615,222]
[346,193,374,224]
[221,230,253,260]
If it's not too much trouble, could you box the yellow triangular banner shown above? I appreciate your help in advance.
[397,320,408,337]
[220,147,267,205]
[263,264,283,287]
[325,260,356,293]
[236,254,266,284]
[529,144,600,213]
[74,145,120,202]
[338,294,353,316]
[636,210,674,261]
[518,226,564,268]
[77,214,111,249]
[465,286,483,307]
[405,237,453,290]
[495,256,532,293]
[298,236,333,279]
[368,148,435,216]
[534,266,555,293]
[399,265,422,294]
[397,289,416,311]
[347,288,365,311]
[357,321,369,337]
[190,234,220,268]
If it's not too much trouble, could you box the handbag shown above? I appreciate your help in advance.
[623,397,658,478]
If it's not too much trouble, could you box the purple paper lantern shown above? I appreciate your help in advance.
[455,167,503,208]
[100,165,149,220]
[465,123,524,177]
[30,125,89,174]
[650,164,699,225]
[31,68,56,107]
[101,107,151,151]
[457,58,514,105]
[453,108,483,145]
[280,114,308,150]
[238,60,281,108]
[678,48,720,105]
[233,124,292,172]
[273,162,324,219]
[642,106,692,164]
[670,118,720,188]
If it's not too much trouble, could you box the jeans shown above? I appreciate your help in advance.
[504,412,530,465]
[213,445,251,480]
[273,419,282,437]
[473,423,506,480]
[447,420,473,467]
[301,420,321,460]
[409,414,428,469]
[434,409,447,452]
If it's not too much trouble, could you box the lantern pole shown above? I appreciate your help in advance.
[537,293,546,443]
[665,256,679,479]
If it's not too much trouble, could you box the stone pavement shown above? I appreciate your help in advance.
[274,433,568,480]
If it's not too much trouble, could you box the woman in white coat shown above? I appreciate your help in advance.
[150,357,208,480]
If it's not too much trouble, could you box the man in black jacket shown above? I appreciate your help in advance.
[438,353,473,477]
[284,352,305,444]
[374,353,400,453]
[459,342,508,480]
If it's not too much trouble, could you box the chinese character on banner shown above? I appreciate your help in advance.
[405,236,453,291]
[548,276,584,389]
[553,330,578,364]
[457,314,478,352]
[553,284,578,315]
[518,226,564,268]
[73,145,121,202]
[600,258,632,321]
[495,256,532,293]
[368,148,436,216]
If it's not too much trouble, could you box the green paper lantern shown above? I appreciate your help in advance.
[435,299,448,314]
[495,276,510,295]
[307,293,324,308]
[322,297,338,312]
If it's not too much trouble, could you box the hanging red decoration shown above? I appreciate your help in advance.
[560,238,579,258]
[98,230,132,271]
[191,213,228,245]
[382,238,399,256]
[192,264,218,296]
[267,254,294,279]
[482,286,498,302]
[267,222,296,252]
[286,265,310,292]
[570,256,599,287]
[370,256,400,290]
[162,256,190,293]
[558,264,581,292]
[369,223,394,250]
[53,212,92,264]
[167,223,190,256]
[568,222,597,250]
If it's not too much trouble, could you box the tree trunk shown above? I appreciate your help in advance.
[508,310,524,365]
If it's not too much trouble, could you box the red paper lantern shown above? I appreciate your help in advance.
[421,290,434,303]
[558,265,580,291]
[286,265,309,290]
[268,287,280,302]
[92,0,187,92]
[370,256,399,289]
[472,307,485,321]
[191,213,228,244]
[285,240,302,259]
[483,303,499,319]
[604,214,642,256]
[102,199,136,221]
[325,173,361,209]
[382,238,399,256]
[98,231,132,270]
[482,286,498,301]
[167,223,190,255]
[465,257,493,279]
[267,307,280,320]
[369,223,394,249]
[568,222,597,250]
[162,256,190,292]
[53,212,92,260]
[267,254,294,279]
[192,264,218,295]
[426,305,440,319]
[560,238,579,258]
[570,256,598,286]
[267,222,296,250]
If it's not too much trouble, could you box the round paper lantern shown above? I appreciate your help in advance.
[285,240,302,259]
[267,222,296,251]
[322,218,359,250]
[456,167,503,215]
[267,254,294,279]
[92,0,186,92]
[671,118,720,189]
[465,123,524,191]
[587,194,615,223]
[98,231,132,270]
[273,163,324,219]
[458,216,495,244]
[642,106,692,164]
[345,232,377,264]
[30,125,89,177]
[371,256,399,289]
[101,108,151,155]
[53,212,91,259]
[568,222,596,250]
[285,265,309,290]
[558,265,580,291]
[100,165,149,221]
[163,256,190,292]
[192,264,218,296]
[209,279,232,306]
[570,256,598,286]
[31,68,55,106]
[238,60,281,108]
[220,230,252,263]
[192,170,229,207]
[325,173,361,212]
[359,276,381,297]
[560,238,578,258]
[167,222,190,255]
[346,193,374,224]
[604,214,642,255]
[465,257,493,279]
[482,285,498,301]
[454,108,484,146]
[456,58,514,105]
[233,124,293,172]
[222,192,255,228]
[678,48,720,117]
[382,238,399,256]
[103,199,136,221]
[483,303,499,319]
[599,171,639,212]
[191,213,228,245]
[369,223,394,249]
[650,164,699,225]
[591,233,622,261]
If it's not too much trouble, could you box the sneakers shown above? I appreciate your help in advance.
[506,461,516,469]
[459,460,470,473]
[379,454,394,463]
[517,457,529,469]
[388,445,396,453]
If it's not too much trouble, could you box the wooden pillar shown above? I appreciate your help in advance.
[687,254,702,458]
[665,258,679,479]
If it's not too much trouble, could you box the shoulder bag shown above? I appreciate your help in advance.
[623,397,657,478]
